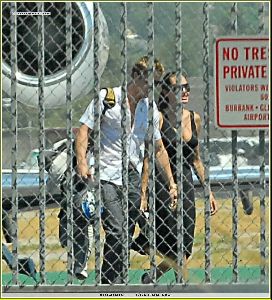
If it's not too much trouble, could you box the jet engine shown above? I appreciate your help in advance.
[2,2,109,108]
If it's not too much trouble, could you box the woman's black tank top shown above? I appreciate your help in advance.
[160,110,199,175]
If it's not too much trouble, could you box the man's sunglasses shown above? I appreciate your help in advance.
[170,83,190,93]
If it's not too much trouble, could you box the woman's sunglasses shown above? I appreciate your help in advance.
[170,83,190,93]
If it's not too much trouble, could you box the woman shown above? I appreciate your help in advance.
[134,72,218,283]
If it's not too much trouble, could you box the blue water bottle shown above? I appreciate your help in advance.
[81,188,95,220]
[81,187,104,221]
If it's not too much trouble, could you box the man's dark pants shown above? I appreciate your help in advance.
[58,176,91,277]
[101,165,141,284]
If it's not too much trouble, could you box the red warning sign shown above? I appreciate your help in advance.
[215,37,269,129]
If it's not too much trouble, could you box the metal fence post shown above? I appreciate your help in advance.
[93,2,102,286]
[258,3,267,283]
[65,2,74,285]
[120,1,129,285]
[10,1,19,285]
[230,2,239,284]
[203,1,211,284]
[147,1,156,284]
[175,1,184,285]
[37,1,46,285]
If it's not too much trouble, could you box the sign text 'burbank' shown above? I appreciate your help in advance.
[215,37,269,129]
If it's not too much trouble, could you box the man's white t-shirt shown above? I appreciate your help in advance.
[79,86,161,185]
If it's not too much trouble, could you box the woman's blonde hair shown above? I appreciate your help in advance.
[131,56,164,79]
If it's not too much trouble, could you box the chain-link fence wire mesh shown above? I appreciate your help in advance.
[2,1,269,287]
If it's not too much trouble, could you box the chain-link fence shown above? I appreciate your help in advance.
[2,1,269,295]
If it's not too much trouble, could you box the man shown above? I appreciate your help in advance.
[76,57,177,284]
